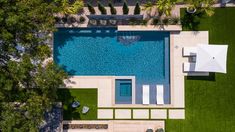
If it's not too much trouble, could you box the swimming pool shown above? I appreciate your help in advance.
[54,28,170,104]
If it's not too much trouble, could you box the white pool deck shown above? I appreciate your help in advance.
[63,120,165,132]
[63,30,208,109]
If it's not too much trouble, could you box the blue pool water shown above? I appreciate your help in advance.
[54,28,170,104]
[115,79,132,104]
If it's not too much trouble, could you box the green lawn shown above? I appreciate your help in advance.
[166,8,235,132]
[57,89,97,120]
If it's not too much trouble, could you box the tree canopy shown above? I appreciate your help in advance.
[0,0,74,131]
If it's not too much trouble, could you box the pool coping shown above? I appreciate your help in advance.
[118,25,182,31]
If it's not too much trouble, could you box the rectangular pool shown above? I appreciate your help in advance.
[54,28,170,104]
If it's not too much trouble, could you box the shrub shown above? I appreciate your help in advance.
[87,3,95,14]
[122,1,129,15]
[169,17,179,25]
[54,16,61,23]
[152,17,159,25]
[68,16,76,24]
[98,2,107,14]
[162,17,169,25]
[62,17,67,23]
[79,16,85,23]
[134,2,141,15]
[140,19,148,25]
[129,17,138,25]
[108,3,117,15]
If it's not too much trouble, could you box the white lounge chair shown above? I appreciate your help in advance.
[142,85,150,104]
[183,47,197,56]
[183,62,196,72]
[183,62,210,76]
[156,85,164,105]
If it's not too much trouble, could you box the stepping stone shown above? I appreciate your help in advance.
[133,109,149,119]
[115,109,131,119]
[151,109,167,119]
[168,109,185,119]
[98,109,113,119]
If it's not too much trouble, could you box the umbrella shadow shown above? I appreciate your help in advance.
[186,72,216,81]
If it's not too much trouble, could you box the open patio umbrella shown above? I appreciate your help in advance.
[195,44,228,73]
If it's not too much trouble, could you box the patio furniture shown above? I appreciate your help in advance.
[142,85,150,104]
[183,47,197,56]
[183,62,196,72]
[195,44,228,73]
[189,56,196,62]
[82,106,89,114]
[71,101,80,108]
[156,85,164,105]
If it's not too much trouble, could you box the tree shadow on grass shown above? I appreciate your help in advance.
[186,73,216,81]
[181,10,205,31]
[57,89,81,120]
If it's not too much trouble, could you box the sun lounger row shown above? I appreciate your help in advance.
[142,85,164,105]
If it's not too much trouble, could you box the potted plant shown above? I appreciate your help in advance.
[186,5,197,14]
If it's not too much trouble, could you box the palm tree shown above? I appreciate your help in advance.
[142,0,175,17]
[156,0,174,16]
[142,1,155,14]
[186,0,216,16]
[60,0,84,15]
[200,0,215,16]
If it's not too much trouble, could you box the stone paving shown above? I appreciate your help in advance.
[168,109,185,119]
[150,109,167,119]
[98,109,114,119]
[115,109,132,119]
[132,109,149,119]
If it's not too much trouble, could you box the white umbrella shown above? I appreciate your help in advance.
[195,44,228,73]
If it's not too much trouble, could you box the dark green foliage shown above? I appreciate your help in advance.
[162,17,169,25]
[98,2,107,15]
[87,3,95,14]
[108,3,117,15]
[134,2,141,15]
[68,16,76,23]
[79,16,85,23]
[62,17,68,23]
[0,0,68,130]
[122,1,129,15]
[170,17,180,24]
[152,17,160,25]
[54,16,61,23]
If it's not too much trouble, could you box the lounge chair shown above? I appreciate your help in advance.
[183,47,197,56]
[183,62,210,76]
[156,85,164,105]
[142,85,150,104]
[183,62,196,72]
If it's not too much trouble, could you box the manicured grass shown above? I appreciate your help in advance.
[166,8,235,132]
[57,89,97,120]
